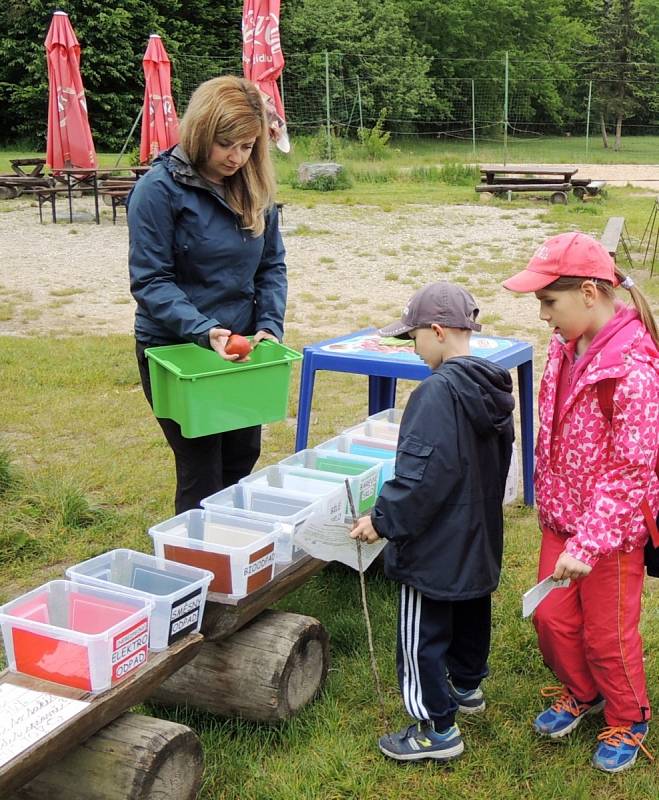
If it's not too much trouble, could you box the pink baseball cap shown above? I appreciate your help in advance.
[502,232,619,293]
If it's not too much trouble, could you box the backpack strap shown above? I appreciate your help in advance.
[597,378,659,547]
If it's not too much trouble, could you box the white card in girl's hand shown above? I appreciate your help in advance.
[522,576,571,618]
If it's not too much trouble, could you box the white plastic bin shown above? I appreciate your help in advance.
[0,580,153,693]
[343,419,400,443]
[278,449,381,514]
[239,465,349,518]
[201,483,340,563]
[314,434,397,482]
[149,509,278,598]
[66,550,213,651]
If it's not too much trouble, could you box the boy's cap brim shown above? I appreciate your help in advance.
[502,269,562,293]
[377,321,414,338]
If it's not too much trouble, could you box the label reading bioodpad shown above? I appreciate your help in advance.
[168,587,203,645]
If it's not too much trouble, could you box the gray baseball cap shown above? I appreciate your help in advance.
[378,281,482,338]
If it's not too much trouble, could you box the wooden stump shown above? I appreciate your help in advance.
[151,610,330,721]
[9,712,203,800]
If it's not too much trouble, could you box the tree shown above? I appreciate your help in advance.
[590,0,655,149]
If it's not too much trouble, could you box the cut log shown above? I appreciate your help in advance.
[9,712,203,800]
[297,162,343,185]
[152,610,330,722]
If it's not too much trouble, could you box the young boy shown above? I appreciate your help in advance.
[351,281,515,762]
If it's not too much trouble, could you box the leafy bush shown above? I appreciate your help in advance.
[357,109,391,160]
[290,170,352,191]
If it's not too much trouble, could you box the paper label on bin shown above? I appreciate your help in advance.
[168,587,203,645]
[294,517,386,571]
[359,473,378,512]
[0,684,89,768]
[111,618,149,682]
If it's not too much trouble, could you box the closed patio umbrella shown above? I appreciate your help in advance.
[140,34,179,164]
[242,0,290,152]
[45,10,96,170]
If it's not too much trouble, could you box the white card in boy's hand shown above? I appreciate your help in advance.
[522,576,571,618]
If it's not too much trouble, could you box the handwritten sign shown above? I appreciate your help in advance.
[295,517,386,571]
[0,684,89,767]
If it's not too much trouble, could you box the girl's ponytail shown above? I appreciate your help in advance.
[615,268,659,348]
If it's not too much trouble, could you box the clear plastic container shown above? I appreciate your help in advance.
[343,419,400,442]
[278,449,381,513]
[367,407,404,426]
[201,483,342,563]
[66,550,213,651]
[314,434,397,482]
[0,580,153,693]
[148,509,278,598]
[239,465,350,518]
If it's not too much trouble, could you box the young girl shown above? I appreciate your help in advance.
[503,231,659,773]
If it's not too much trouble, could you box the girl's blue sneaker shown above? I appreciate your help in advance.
[534,686,605,738]
[378,721,464,762]
[592,723,652,773]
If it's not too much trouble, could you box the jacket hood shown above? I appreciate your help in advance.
[440,356,515,436]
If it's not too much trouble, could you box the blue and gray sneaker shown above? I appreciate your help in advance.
[534,686,605,738]
[448,679,486,714]
[378,721,464,762]
[592,723,652,773]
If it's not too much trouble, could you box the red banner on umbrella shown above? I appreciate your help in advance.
[242,0,290,152]
[140,34,179,165]
[45,11,96,171]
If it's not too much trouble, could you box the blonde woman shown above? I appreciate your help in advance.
[128,76,287,513]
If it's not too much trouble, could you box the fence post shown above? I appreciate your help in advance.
[471,79,476,157]
[585,80,592,161]
[324,50,332,159]
[357,75,364,134]
[503,51,509,165]
[279,73,285,109]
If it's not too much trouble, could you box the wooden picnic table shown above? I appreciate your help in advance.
[480,165,579,185]
[10,158,46,178]
[51,166,150,224]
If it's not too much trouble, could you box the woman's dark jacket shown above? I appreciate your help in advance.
[127,145,286,347]
[372,356,515,601]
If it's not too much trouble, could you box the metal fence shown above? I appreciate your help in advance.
[173,51,659,162]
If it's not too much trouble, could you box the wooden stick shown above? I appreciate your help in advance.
[345,479,390,730]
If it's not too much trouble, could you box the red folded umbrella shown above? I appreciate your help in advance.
[140,34,179,165]
[45,11,96,171]
[242,0,290,152]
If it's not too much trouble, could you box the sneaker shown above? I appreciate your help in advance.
[592,723,653,773]
[533,686,605,738]
[447,679,486,714]
[378,721,464,762]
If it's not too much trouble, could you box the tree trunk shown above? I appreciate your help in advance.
[9,713,203,800]
[614,114,623,151]
[151,610,330,722]
[600,113,609,148]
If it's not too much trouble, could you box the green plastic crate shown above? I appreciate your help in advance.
[145,340,302,438]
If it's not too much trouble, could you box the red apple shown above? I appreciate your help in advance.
[225,334,252,359]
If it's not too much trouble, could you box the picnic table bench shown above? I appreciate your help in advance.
[10,158,47,178]
[476,166,578,205]
[600,216,633,267]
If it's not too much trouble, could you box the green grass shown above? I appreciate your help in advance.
[1,335,659,799]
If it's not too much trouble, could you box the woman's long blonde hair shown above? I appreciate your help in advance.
[178,76,275,236]
[547,273,659,348]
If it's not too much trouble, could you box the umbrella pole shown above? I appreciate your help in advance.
[115,107,144,168]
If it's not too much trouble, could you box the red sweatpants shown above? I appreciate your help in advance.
[534,527,650,726]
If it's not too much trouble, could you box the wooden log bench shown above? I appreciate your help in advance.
[571,179,607,199]
[475,182,571,204]
[0,634,203,797]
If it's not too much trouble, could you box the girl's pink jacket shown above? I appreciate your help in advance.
[536,305,659,566]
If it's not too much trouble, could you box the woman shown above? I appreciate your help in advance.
[128,76,287,513]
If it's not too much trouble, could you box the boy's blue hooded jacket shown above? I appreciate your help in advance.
[372,356,515,600]
[127,145,287,347]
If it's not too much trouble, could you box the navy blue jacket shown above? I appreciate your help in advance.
[372,357,515,601]
[127,146,287,346]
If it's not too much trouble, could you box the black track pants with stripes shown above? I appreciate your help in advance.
[397,584,492,730]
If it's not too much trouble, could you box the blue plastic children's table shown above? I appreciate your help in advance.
[294,329,535,505]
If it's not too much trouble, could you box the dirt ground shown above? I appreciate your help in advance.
[0,162,656,341]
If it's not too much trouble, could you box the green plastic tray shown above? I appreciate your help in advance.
[145,340,302,438]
